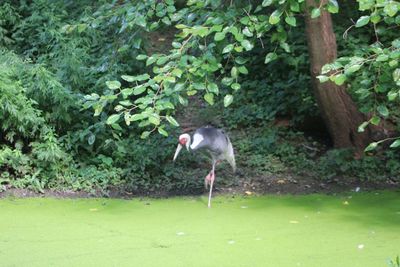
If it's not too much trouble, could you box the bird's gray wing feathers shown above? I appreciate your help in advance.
[192,127,236,172]
[224,136,236,173]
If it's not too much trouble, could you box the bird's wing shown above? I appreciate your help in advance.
[190,133,205,150]
[225,137,236,172]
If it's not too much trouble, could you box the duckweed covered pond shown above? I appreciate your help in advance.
[1,191,399,267]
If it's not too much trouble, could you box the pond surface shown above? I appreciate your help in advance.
[1,191,399,267]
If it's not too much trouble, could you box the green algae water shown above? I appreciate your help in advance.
[1,192,399,267]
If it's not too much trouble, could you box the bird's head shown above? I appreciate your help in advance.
[173,133,191,161]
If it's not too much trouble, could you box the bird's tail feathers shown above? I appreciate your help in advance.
[226,140,236,173]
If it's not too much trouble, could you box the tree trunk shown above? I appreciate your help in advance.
[304,0,371,154]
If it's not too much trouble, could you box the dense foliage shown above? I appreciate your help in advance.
[0,0,399,195]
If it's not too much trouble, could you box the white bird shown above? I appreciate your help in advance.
[173,126,236,208]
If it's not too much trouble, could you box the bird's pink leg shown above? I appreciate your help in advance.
[204,172,212,189]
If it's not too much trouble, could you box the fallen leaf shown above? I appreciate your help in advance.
[277,179,286,184]
[245,191,252,195]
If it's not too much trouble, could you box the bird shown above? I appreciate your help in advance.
[173,126,236,208]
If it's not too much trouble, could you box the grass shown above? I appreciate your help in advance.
[0,191,399,267]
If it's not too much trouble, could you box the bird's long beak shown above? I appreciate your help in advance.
[173,144,183,161]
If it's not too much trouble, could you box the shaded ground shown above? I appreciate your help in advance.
[1,193,399,267]
[0,175,397,199]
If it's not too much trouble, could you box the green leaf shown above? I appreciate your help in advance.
[224,94,234,107]
[269,10,281,24]
[162,16,171,25]
[280,42,290,53]
[178,95,188,106]
[146,56,157,66]
[285,16,297,26]
[88,134,95,145]
[355,16,370,27]
[384,2,398,17]
[344,64,361,75]
[136,16,147,27]
[119,100,132,106]
[149,114,160,125]
[393,68,400,83]
[210,24,223,32]
[172,42,182,49]
[131,113,145,121]
[106,114,120,125]
[231,67,239,78]
[264,52,278,64]
[262,0,273,7]
[242,27,253,37]
[214,32,226,41]
[106,81,121,90]
[358,121,369,133]
[222,77,233,85]
[333,74,346,85]
[192,26,209,37]
[121,88,133,98]
[133,86,146,95]
[172,68,183,78]
[207,83,219,94]
[156,56,169,65]
[390,139,400,148]
[231,83,241,90]
[311,8,321,19]
[164,76,176,83]
[238,66,248,74]
[376,54,389,62]
[389,60,398,67]
[222,44,234,54]
[290,1,300,12]
[111,123,123,131]
[364,142,378,152]
[175,24,187,29]
[370,115,380,126]
[327,0,339,13]
[141,131,150,139]
[229,26,239,36]
[317,75,329,83]
[235,57,248,64]
[193,83,206,90]
[388,90,398,101]
[121,75,135,82]
[240,17,250,25]
[124,112,131,126]
[377,105,389,117]
[166,115,179,127]
[136,54,147,60]
[204,93,214,105]
[158,127,168,137]
[138,74,151,81]
[241,40,254,51]
[370,13,381,24]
